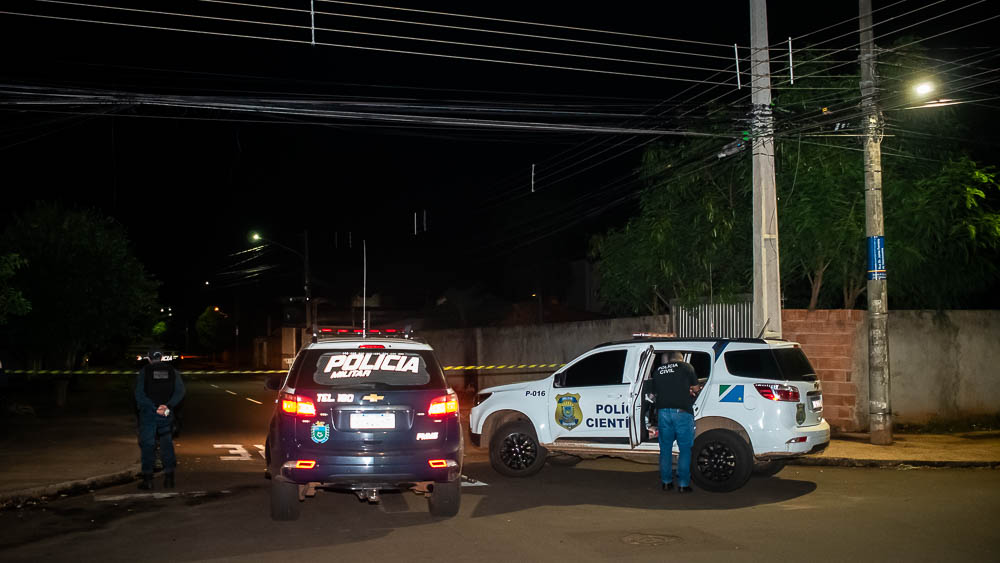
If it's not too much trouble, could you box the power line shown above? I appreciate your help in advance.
[783,0,912,45]
[468,1,1000,217]
[18,1,737,80]
[774,1,997,90]
[784,0,949,53]
[200,0,735,61]
[0,109,110,151]
[0,8,736,86]
[315,0,733,49]
[0,84,737,137]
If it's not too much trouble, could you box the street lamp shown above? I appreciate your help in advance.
[914,81,934,97]
[249,230,314,342]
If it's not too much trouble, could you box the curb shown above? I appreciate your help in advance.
[0,464,141,509]
[788,457,1000,469]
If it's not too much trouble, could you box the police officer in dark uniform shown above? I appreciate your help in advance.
[652,351,700,493]
[135,351,185,490]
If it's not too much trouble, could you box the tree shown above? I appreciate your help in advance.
[591,44,1000,314]
[195,306,233,356]
[1,203,159,368]
[776,136,866,310]
[885,157,1000,308]
[0,253,31,325]
[591,137,752,314]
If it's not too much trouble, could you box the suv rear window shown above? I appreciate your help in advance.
[724,348,817,382]
[293,349,447,390]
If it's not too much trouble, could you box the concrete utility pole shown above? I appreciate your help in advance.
[749,0,782,339]
[859,0,892,445]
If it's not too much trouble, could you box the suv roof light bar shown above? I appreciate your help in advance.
[314,327,416,341]
[632,332,676,338]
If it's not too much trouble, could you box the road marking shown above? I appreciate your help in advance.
[255,444,265,459]
[225,390,237,395]
[245,397,262,405]
[214,444,252,461]
[210,384,219,389]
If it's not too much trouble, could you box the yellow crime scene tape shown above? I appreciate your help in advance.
[7,364,565,376]
[442,364,563,371]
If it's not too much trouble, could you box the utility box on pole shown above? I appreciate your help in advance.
[749,0,782,339]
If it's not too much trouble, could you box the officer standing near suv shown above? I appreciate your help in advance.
[653,351,700,493]
[135,351,185,490]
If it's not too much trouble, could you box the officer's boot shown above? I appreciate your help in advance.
[138,474,153,490]
[163,472,175,489]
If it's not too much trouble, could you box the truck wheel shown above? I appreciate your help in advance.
[263,440,272,480]
[270,479,301,521]
[691,429,753,492]
[753,459,787,477]
[427,479,461,517]
[489,420,547,477]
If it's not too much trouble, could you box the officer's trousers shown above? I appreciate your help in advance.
[139,410,176,475]
[658,408,695,487]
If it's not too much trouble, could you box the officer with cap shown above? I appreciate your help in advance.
[135,351,185,489]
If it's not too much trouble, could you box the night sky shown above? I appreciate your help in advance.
[2,1,996,327]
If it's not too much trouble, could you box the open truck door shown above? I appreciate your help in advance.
[628,345,655,449]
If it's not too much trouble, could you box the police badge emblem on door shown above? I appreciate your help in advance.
[554,393,582,430]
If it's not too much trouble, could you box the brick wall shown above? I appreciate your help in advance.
[781,309,865,432]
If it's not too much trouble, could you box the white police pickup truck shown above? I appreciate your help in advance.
[469,337,830,492]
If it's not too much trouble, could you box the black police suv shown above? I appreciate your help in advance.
[264,335,463,520]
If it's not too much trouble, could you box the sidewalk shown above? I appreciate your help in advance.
[791,431,1000,468]
[0,374,140,507]
[1,382,998,507]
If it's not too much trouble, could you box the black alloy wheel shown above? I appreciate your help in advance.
[489,420,547,477]
[691,429,753,492]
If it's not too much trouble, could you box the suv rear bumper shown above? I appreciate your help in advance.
[275,445,462,487]
[756,419,831,458]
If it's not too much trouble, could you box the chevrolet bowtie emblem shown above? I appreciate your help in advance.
[362,393,384,402]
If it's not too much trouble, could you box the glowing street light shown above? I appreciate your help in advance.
[914,81,934,97]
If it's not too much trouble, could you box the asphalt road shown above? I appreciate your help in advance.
[1,374,998,562]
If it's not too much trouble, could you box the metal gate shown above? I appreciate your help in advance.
[671,297,753,338]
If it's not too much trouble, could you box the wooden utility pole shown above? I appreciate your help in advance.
[859,0,892,445]
[749,0,782,339]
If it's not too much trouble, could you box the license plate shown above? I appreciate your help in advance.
[350,412,395,429]
[811,396,823,411]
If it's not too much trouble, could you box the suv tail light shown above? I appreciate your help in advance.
[280,393,317,416]
[754,383,800,402]
[428,392,459,417]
